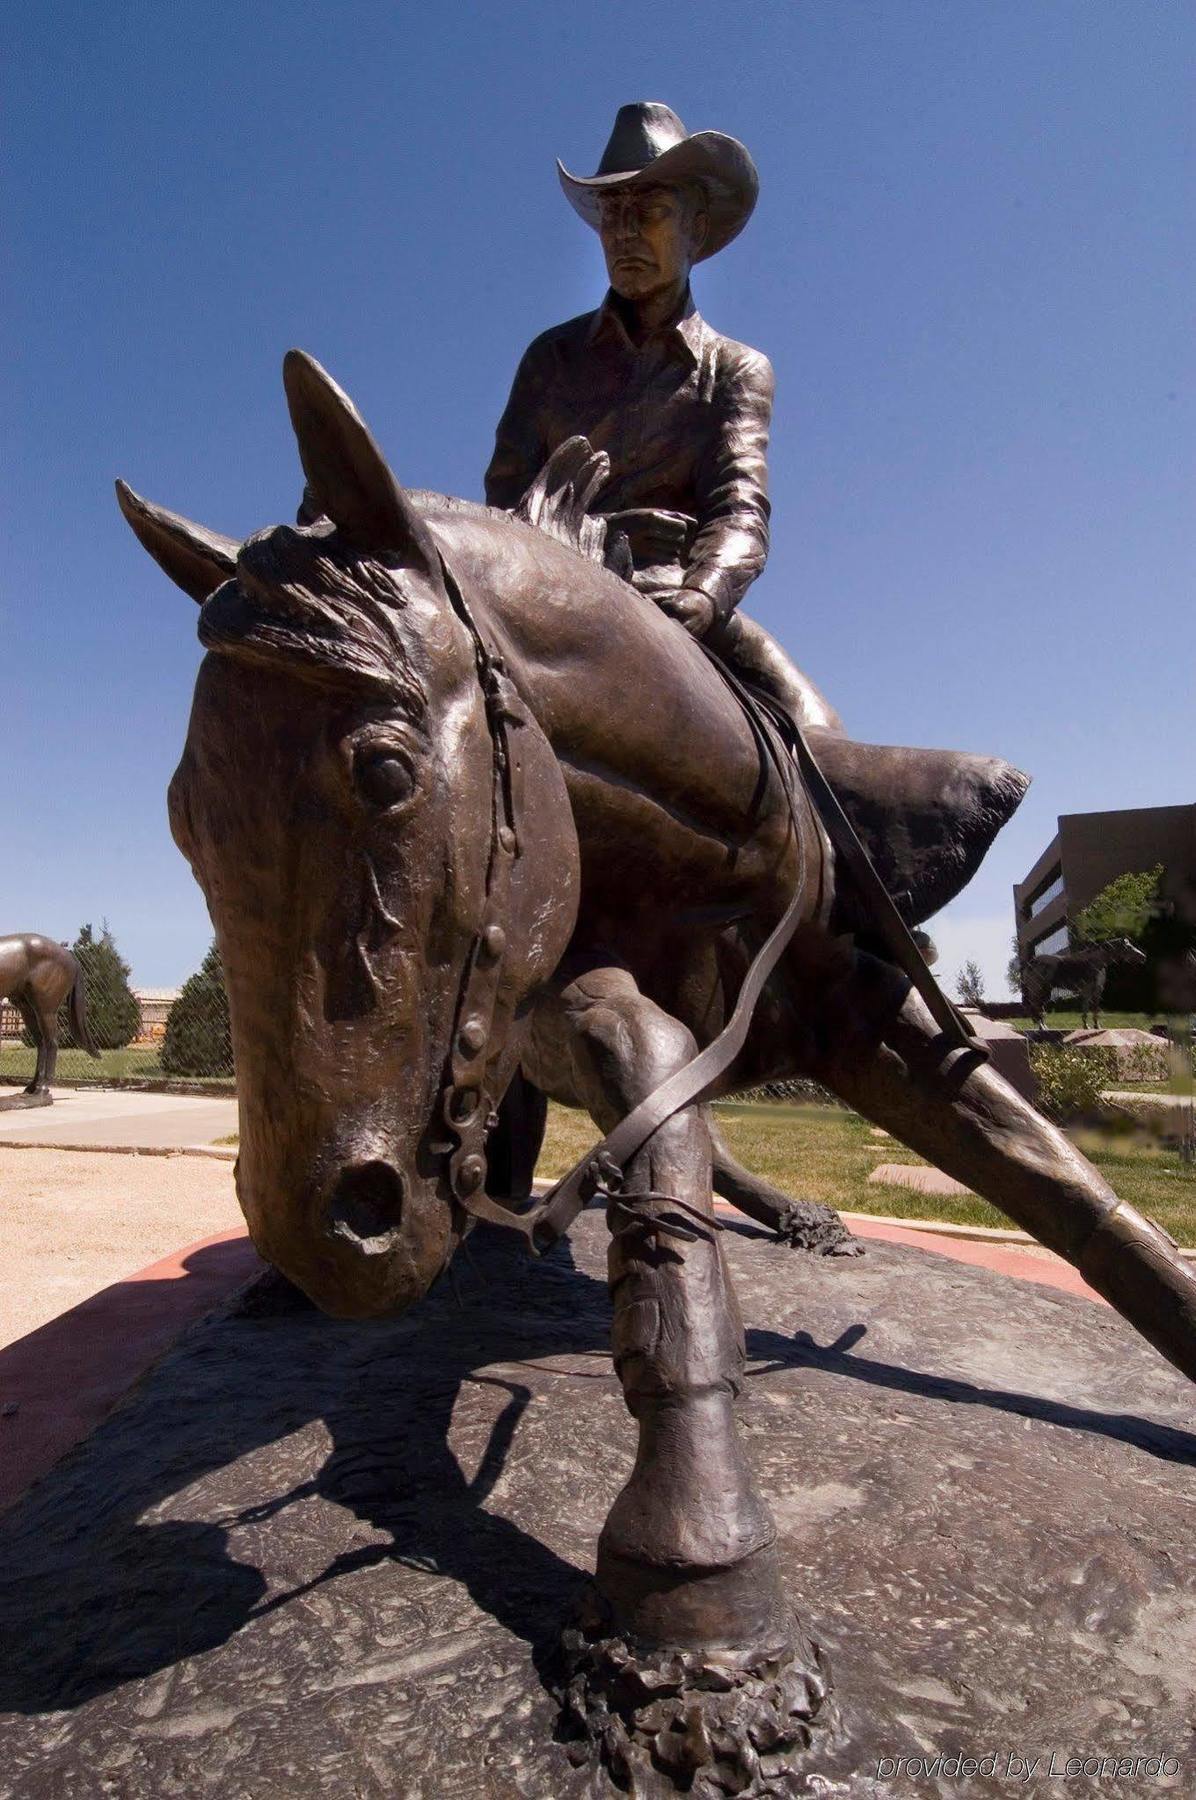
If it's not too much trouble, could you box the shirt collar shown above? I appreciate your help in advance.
[587,288,705,367]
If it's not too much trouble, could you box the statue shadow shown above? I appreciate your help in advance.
[3,1219,1194,1725]
[0,1228,606,1717]
[743,1313,1196,1466]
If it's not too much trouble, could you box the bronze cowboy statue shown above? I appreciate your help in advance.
[489,105,1031,966]
[115,100,1196,1796]
[487,101,843,735]
[488,102,773,647]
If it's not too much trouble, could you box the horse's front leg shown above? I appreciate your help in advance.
[529,965,832,1789]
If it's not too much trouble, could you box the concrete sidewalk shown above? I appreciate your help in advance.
[0,1147,244,1348]
[0,1087,237,1151]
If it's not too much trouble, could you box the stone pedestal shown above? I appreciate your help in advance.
[1,1214,1193,1795]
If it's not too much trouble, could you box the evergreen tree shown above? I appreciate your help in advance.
[161,941,233,1076]
[65,921,141,1049]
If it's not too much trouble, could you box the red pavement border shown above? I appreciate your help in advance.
[0,1228,261,1515]
[843,1215,1106,1305]
[0,1213,1101,1519]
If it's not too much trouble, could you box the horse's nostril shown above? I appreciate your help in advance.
[326,1161,405,1254]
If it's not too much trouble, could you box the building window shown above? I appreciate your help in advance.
[1028,925,1069,959]
[1027,872,1065,919]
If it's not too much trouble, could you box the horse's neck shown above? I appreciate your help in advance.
[427,508,751,764]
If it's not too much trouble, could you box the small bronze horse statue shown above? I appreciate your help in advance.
[1021,936,1147,1029]
[0,934,99,1101]
[118,353,1196,1790]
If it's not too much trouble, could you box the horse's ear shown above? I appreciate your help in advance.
[282,350,441,581]
[115,481,239,604]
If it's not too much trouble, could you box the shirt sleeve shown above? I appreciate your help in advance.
[684,345,774,618]
[484,337,551,509]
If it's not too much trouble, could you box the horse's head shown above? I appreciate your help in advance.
[1102,937,1148,967]
[118,353,578,1317]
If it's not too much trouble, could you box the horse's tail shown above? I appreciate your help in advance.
[69,968,101,1058]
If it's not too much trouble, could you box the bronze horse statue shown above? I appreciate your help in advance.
[0,934,99,1098]
[117,353,1196,1787]
[1021,936,1147,1029]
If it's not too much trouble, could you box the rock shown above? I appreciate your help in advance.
[1065,1028,1174,1081]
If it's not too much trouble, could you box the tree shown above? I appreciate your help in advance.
[1074,865,1162,947]
[1006,936,1024,998]
[67,921,140,1049]
[160,941,233,1077]
[954,960,985,1007]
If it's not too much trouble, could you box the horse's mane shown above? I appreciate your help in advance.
[198,520,426,711]
[198,448,617,698]
[408,490,506,524]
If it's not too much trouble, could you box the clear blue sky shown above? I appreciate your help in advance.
[4,1,1192,995]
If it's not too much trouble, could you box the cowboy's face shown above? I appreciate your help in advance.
[597,185,706,300]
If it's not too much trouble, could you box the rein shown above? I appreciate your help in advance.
[435,557,983,1256]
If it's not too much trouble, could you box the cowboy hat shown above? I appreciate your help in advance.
[557,102,758,262]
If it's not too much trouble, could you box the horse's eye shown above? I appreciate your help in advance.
[355,749,415,809]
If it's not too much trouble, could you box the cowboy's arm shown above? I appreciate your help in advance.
[484,338,552,508]
[681,345,774,625]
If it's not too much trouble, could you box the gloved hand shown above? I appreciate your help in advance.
[658,587,717,638]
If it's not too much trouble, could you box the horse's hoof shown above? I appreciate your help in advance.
[0,1087,53,1112]
[774,1201,858,1257]
[560,1585,838,1796]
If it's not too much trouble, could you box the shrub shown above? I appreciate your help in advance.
[160,942,233,1077]
[1029,1045,1117,1122]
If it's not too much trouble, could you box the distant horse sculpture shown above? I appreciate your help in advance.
[1021,937,1147,1029]
[0,934,98,1102]
[117,353,1196,1791]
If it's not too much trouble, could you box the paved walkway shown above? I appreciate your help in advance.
[0,1086,237,1150]
[0,1146,243,1347]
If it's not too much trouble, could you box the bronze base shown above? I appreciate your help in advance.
[0,1087,53,1111]
[562,1584,835,1797]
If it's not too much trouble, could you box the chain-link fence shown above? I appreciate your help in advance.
[0,932,233,1090]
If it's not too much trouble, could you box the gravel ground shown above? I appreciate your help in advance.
[0,1148,244,1348]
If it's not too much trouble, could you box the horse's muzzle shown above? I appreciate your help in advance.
[326,1160,407,1255]
[236,1147,458,1320]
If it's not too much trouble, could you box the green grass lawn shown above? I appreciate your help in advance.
[0,1044,234,1089]
[537,1099,1196,1248]
[1002,1009,1159,1031]
[9,1044,1191,1248]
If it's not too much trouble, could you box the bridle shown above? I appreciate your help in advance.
[430,554,531,1230]
[433,553,985,1257]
